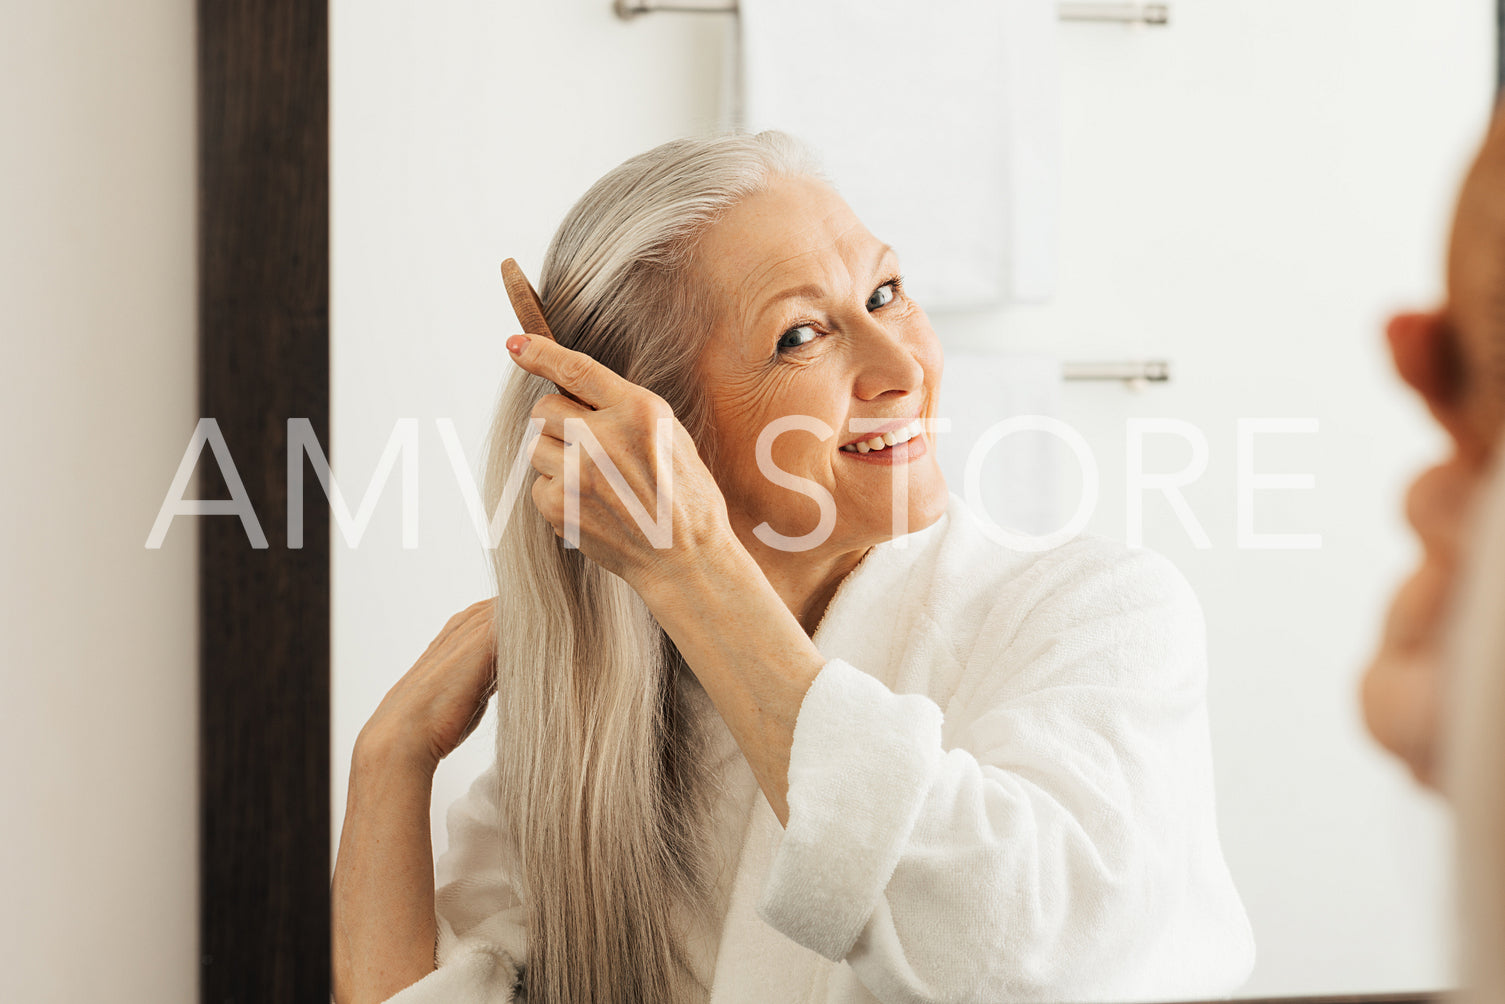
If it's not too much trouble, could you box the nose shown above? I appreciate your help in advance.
[851,314,928,402]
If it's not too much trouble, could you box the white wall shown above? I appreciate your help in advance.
[331,0,1494,997]
[0,1,198,1002]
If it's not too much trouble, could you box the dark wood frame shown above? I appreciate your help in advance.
[198,1,329,1000]
[197,0,1502,1000]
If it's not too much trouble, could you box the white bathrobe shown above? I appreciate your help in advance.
[388,493,1256,1003]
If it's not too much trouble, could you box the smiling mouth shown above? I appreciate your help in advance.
[839,418,925,455]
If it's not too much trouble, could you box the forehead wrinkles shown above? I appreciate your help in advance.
[736,246,823,316]
[734,218,871,325]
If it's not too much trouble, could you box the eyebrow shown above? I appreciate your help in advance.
[753,243,897,331]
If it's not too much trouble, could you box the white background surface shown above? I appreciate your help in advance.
[3,1,198,1000]
[330,1,1496,997]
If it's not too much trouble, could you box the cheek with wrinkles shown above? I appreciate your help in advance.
[707,387,843,497]
[774,435,837,482]
[709,362,827,449]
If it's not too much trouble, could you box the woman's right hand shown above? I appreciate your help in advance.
[356,597,499,775]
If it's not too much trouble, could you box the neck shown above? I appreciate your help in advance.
[737,533,872,637]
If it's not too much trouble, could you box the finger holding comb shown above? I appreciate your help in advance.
[500,258,589,408]
[501,257,584,548]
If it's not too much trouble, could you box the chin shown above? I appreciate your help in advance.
[868,477,950,544]
[905,483,950,535]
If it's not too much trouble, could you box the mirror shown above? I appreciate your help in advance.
[200,1,1500,1000]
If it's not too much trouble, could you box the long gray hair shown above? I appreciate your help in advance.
[479,130,823,1004]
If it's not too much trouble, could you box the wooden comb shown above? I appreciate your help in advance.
[500,258,554,342]
[501,258,585,548]
[499,258,587,408]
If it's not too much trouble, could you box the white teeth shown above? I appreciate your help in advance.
[841,419,924,454]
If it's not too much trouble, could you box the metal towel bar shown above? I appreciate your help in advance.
[1062,360,1171,384]
[613,1,1171,25]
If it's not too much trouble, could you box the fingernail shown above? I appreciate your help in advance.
[507,335,529,356]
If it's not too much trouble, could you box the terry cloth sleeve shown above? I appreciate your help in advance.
[383,762,528,1004]
[755,545,1255,1003]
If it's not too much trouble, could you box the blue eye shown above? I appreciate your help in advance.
[867,283,896,311]
[778,324,819,351]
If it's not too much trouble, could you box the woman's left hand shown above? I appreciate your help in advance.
[505,332,738,596]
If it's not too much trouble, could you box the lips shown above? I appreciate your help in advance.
[840,417,925,454]
[842,415,921,448]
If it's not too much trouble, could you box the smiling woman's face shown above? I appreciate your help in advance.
[692,173,949,562]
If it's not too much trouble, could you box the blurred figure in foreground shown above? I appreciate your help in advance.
[1361,101,1505,1004]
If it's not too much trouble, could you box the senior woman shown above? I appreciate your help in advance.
[332,130,1254,1004]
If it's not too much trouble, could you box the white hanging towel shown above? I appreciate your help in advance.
[937,352,1067,538]
[732,0,1061,310]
